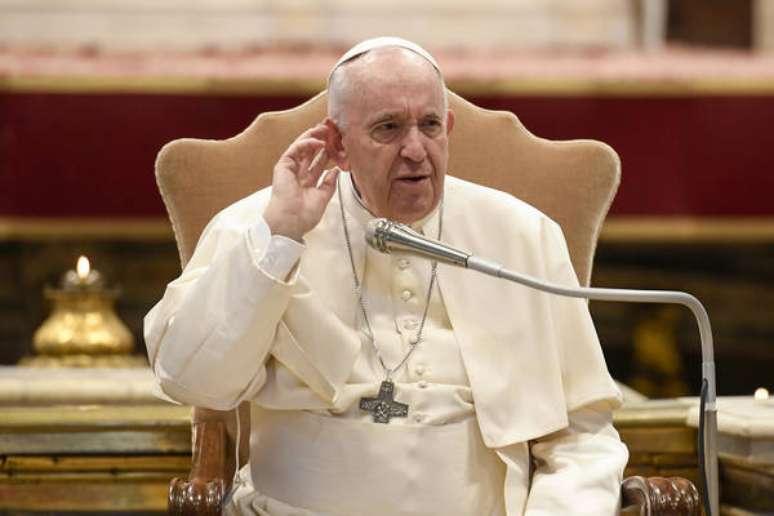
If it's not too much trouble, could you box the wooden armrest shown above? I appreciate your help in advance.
[622,476,701,516]
[168,418,226,516]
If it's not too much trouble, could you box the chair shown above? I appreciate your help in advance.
[156,91,700,515]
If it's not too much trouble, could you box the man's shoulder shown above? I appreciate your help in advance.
[446,175,558,229]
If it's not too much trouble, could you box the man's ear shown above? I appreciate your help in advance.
[446,109,456,135]
[324,118,349,170]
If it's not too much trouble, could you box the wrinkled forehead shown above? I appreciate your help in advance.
[331,47,445,102]
[345,54,446,121]
[327,39,448,128]
[329,46,443,94]
[327,37,441,83]
[350,48,441,88]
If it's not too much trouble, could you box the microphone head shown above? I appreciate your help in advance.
[365,217,471,267]
[365,218,395,253]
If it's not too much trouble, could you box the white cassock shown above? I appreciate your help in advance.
[145,172,629,515]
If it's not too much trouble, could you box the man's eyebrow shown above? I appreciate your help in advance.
[367,110,442,125]
[367,111,401,125]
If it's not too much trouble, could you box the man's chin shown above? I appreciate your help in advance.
[389,201,437,225]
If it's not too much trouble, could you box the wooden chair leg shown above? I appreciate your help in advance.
[168,402,250,515]
[622,475,701,516]
[168,419,226,516]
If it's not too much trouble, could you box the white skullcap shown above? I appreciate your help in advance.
[328,36,440,83]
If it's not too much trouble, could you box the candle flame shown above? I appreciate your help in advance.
[755,387,769,401]
[76,256,90,279]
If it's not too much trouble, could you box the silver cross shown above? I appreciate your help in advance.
[359,380,409,423]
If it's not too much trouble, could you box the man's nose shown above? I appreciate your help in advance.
[400,126,427,162]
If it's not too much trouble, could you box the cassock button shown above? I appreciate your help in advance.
[398,259,410,270]
[418,380,429,389]
[400,289,413,301]
[413,413,425,423]
[415,364,426,376]
[403,318,418,330]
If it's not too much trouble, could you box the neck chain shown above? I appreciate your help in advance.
[337,174,441,423]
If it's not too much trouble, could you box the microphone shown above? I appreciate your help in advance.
[365,217,719,516]
[365,219,470,267]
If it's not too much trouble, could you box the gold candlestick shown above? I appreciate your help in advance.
[22,256,145,368]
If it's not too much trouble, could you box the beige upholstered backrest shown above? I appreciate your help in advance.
[155,90,619,287]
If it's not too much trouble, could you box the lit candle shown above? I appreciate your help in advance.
[62,255,104,290]
[76,256,90,283]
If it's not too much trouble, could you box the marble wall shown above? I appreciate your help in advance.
[4,1,771,52]
[0,0,639,51]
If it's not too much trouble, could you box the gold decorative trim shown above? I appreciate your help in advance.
[1,216,774,243]
[0,76,325,97]
[450,78,774,97]
[3,454,191,472]
[0,404,190,429]
[0,479,170,511]
[601,217,774,243]
[3,75,774,97]
[0,217,173,241]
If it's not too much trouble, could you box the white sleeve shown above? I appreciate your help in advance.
[251,225,305,282]
[143,214,304,410]
[497,400,628,515]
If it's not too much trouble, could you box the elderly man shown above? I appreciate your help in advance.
[145,37,628,515]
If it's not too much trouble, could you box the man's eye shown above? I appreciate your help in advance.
[372,122,400,141]
[421,119,442,135]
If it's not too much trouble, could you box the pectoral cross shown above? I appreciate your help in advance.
[359,380,408,424]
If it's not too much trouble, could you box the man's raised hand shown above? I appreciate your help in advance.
[263,122,341,242]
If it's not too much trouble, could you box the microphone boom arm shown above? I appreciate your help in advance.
[469,255,718,516]
[367,218,719,516]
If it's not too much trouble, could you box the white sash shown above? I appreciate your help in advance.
[247,408,507,516]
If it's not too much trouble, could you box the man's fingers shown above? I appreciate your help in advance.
[293,123,334,151]
[318,167,340,192]
[306,149,330,186]
[307,122,337,144]
[295,147,329,187]
[309,148,328,172]
[279,138,326,182]
[284,137,326,162]
[275,122,335,188]
[312,168,340,209]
